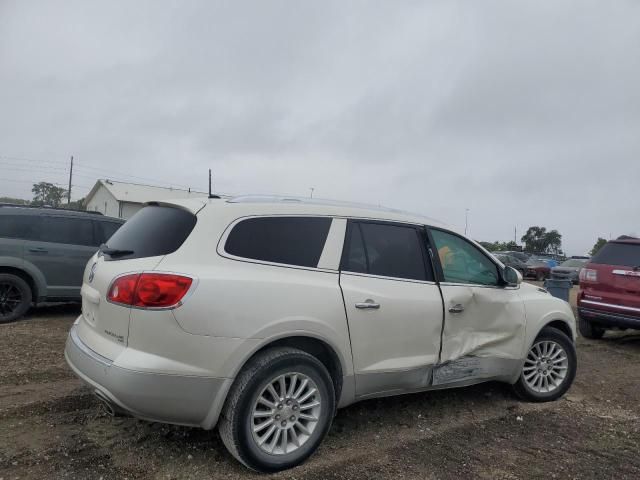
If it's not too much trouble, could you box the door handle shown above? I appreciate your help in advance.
[355,299,380,310]
[448,303,465,313]
[28,247,48,254]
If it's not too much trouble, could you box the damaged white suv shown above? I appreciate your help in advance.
[65,196,577,472]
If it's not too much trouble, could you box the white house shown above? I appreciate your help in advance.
[84,180,212,219]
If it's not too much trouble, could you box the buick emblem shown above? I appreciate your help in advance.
[88,262,97,283]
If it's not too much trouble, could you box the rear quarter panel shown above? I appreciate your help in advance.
[155,206,354,379]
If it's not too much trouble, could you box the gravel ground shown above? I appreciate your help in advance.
[1,285,640,479]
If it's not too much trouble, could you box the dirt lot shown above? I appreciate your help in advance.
[2,286,640,479]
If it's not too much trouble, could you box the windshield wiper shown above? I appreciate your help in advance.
[99,243,134,257]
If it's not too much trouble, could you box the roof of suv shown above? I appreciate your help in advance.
[160,195,453,231]
[0,204,123,222]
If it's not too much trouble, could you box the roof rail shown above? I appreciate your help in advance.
[0,203,103,215]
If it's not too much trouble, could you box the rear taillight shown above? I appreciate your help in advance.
[107,273,193,308]
[579,268,598,283]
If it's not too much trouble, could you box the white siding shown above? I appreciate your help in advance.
[120,201,143,219]
[85,185,120,218]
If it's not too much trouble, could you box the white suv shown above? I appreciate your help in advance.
[65,196,577,472]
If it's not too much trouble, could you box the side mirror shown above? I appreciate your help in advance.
[503,266,522,286]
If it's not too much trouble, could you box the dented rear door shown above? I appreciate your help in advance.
[428,228,526,386]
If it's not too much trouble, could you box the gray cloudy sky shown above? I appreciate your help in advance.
[1,0,639,254]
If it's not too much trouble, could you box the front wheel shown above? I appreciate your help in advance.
[218,347,335,472]
[0,274,32,324]
[512,327,577,402]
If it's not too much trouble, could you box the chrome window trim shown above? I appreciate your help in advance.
[581,299,640,313]
[217,214,339,273]
[340,270,438,286]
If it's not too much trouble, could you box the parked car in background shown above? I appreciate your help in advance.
[525,258,552,281]
[495,253,528,276]
[65,196,577,472]
[496,250,530,263]
[551,258,590,284]
[577,237,640,339]
[0,205,124,323]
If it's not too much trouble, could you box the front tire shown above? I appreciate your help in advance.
[218,347,335,472]
[0,274,32,324]
[513,327,576,402]
[578,315,605,339]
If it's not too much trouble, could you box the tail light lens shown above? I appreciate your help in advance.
[107,273,193,308]
[579,268,598,283]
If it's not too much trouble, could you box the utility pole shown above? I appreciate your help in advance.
[208,169,212,197]
[514,225,517,243]
[309,187,315,199]
[67,156,73,204]
[464,208,470,236]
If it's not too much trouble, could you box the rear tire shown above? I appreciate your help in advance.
[578,315,605,339]
[512,327,576,402]
[0,274,32,324]
[536,271,545,281]
[218,347,335,472]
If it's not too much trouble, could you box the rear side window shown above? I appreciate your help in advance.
[225,217,332,268]
[591,242,640,267]
[341,221,429,281]
[0,215,38,240]
[40,216,95,246]
[105,206,196,261]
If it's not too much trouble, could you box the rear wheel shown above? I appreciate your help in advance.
[536,271,545,281]
[218,347,335,472]
[578,315,605,339]
[513,327,576,402]
[0,274,32,324]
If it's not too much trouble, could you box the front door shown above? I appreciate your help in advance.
[428,228,526,386]
[339,220,444,398]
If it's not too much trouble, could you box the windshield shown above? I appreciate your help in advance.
[560,259,588,268]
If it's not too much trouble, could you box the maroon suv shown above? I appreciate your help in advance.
[577,237,640,338]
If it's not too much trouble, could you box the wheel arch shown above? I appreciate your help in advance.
[249,335,344,404]
[0,265,39,302]
[541,319,575,343]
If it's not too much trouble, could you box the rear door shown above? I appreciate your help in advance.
[428,228,526,386]
[23,215,99,298]
[584,242,640,313]
[339,220,444,398]
[76,205,197,360]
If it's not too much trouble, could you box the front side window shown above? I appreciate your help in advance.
[0,215,39,241]
[430,229,499,286]
[225,216,332,268]
[341,221,429,281]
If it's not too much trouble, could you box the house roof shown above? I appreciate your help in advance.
[85,179,220,205]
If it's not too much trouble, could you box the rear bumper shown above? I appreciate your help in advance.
[64,323,231,429]
[578,307,640,330]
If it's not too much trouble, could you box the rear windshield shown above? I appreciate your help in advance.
[225,216,332,268]
[591,242,640,267]
[104,205,196,261]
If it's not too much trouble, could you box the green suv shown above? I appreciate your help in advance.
[0,204,124,323]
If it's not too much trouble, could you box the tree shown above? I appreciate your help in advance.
[478,240,520,252]
[521,226,562,254]
[590,237,607,256]
[31,182,67,207]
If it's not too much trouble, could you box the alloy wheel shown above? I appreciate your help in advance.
[0,282,22,317]
[522,340,568,393]
[251,372,322,455]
